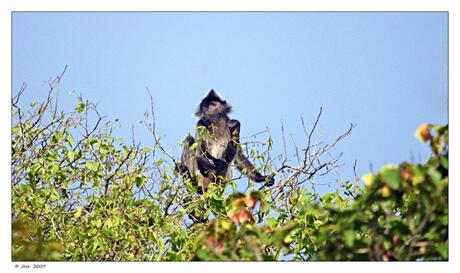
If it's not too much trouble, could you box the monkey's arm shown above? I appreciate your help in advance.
[234,151,274,186]
[196,156,228,176]
[177,135,196,180]
[229,119,274,186]
[226,119,275,186]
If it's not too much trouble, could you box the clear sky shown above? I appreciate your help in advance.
[12,12,448,193]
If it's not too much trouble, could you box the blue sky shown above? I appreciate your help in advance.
[12,12,447,193]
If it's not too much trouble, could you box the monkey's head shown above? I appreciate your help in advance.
[195,89,232,117]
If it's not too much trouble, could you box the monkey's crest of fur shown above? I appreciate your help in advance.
[195,89,232,117]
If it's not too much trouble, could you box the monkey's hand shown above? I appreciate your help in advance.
[254,173,275,187]
[175,162,189,176]
[197,118,211,128]
[263,175,275,187]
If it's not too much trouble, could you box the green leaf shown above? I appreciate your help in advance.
[49,188,60,201]
[67,151,76,162]
[433,125,448,136]
[230,181,237,192]
[438,243,448,259]
[155,159,165,166]
[89,138,99,146]
[427,167,442,182]
[344,182,353,190]
[197,249,213,260]
[86,161,98,172]
[268,136,273,147]
[441,156,448,169]
[267,217,277,228]
[440,215,448,226]
[381,167,402,190]
[321,193,333,204]
[313,220,324,228]
[65,135,75,145]
[140,147,152,154]
[221,220,232,230]
[93,219,102,228]
[102,229,115,239]
[343,230,355,247]
[189,142,199,151]
[75,102,86,113]
[135,174,147,187]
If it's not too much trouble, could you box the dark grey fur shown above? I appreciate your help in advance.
[178,89,274,193]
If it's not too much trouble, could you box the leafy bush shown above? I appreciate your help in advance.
[11,74,447,261]
[310,123,448,261]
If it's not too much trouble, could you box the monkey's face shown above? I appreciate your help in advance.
[204,100,227,116]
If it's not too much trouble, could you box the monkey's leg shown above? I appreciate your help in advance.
[196,156,228,178]
[179,135,202,188]
[196,172,211,194]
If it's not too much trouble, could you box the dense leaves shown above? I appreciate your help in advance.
[11,79,447,261]
[309,124,448,261]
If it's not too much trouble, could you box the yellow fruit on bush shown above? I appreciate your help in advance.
[73,207,83,219]
[362,173,376,188]
[415,123,432,143]
[381,185,391,198]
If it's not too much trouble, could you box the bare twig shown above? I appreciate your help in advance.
[280,120,288,166]
[12,82,27,106]
[145,87,178,165]
[302,107,322,163]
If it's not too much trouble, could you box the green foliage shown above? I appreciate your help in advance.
[191,192,296,261]
[12,217,64,261]
[11,79,447,261]
[310,124,448,261]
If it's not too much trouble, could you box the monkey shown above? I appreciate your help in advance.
[178,89,274,193]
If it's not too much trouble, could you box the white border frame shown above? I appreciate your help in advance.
[1,1,456,272]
